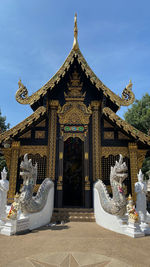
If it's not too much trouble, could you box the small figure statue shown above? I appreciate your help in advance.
[127,194,139,223]
[135,169,147,222]
[0,167,9,220]
[7,193,20,220]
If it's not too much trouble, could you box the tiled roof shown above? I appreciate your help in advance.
[0,106,46,143]
[103,107,150,146]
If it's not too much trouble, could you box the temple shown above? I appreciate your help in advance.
[0,14,150,207]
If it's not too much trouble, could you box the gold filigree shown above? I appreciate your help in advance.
[47,105,58,179]
[63,132,85,142]
[35,131,45,139]
[104,131,114,140]
[128,143,138,201]
[91,101,101,181]
[7,141,20,203]
[101,147,129,157]
[137,150,148,170]
[20,146,47,157]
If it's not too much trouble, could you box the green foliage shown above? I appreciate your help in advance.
[0,110,10,132]
[124,93,150,134]
[0,110,9,175]
[141,157,150,180]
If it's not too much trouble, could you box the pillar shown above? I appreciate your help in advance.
[91,101,101,181]
[7,141,20,203]
[128,142,138,202]
[84,132,91,208]
[47,100,59,180]
[57,132,64,207]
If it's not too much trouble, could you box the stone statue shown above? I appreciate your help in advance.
[0,167,9,220]
[126,194,139,223]
[19,154,53,214]
[135,169,147,222]
[96,154,128,216]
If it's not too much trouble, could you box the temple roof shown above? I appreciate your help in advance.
[103,107,150,146]
[15,15,135,109]
[0,106,46,143]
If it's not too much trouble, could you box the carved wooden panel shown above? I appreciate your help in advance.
[35,131,45,139]
[36,120,46,127]
[118,131,130,140]
[103,120,114,128]
[19,130,31,139]
[104,131,114,140]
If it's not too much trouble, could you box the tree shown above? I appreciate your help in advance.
[124,93,150,135]
[0,110,10,132]
[124,93,150,179]
[0,110,10,174]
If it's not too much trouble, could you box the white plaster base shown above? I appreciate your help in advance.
[0,215,29,236]
[140,222,150,235]
[28,183,54,230]
[94,180,145,238]
[0,181,54,235]
[126,222,144,238]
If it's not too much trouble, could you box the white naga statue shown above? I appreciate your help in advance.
[0,167,9,220]
[135,169,147,222]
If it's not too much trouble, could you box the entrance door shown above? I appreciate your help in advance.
[63,137,84,207]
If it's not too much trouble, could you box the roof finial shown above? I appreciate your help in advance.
[73,13,79,51]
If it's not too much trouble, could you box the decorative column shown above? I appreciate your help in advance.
[47,100,59,180]
[57,132,64,207]
[91,101,101,181]
[84,131,91,208]
[7,141,20,203]
[128,142,138,202]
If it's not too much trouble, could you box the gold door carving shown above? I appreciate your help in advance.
[57,69,92,189]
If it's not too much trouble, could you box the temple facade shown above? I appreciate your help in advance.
[0,15,150,207]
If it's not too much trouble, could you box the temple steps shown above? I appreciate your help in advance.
[51,208,95,223]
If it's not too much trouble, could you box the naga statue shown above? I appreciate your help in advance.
[97,154,128,216]
[19,154,53,214]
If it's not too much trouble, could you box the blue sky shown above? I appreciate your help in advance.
[0,0,150,127]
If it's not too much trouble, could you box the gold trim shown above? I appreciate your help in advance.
[101,147,129,157]
[104,131,114,140]
[59,152,63,159]
[35,131,45,139]
[85,153,88,160]
[20,146,47,157]
[47,103,58,180]
[128,143,138,202]
[8,141,20,203]
[63,132,85,142]
[137,150,148,170]
[91,101,101,181]
[73,13,79,51]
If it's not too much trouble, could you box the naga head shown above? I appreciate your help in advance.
[110,154,128,185]
[20,154,37,186]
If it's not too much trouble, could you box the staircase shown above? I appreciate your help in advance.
[51,208,95,223]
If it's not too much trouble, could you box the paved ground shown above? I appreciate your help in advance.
[0,222,150,266]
